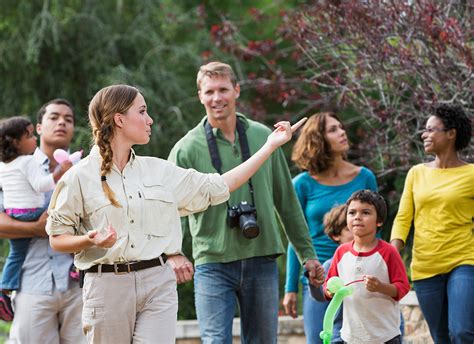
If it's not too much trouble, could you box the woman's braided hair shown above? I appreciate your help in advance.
[88,85,139,207]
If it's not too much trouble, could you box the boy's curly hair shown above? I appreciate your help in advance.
[323,204,347,243]
[346,190,387,225]
[0,116,32,162]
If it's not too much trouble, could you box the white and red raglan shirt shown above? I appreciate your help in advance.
[324,239,410,344]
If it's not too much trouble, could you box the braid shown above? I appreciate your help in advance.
[88,84,140,208]
[97,125,121,207]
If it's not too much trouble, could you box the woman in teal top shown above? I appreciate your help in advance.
[282,112,377,344]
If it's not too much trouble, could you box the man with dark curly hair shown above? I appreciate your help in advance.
[391,104,473,343]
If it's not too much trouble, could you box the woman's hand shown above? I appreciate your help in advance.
[88,224,117,248]
[266,118,307,149]
[282,292,298,318]
[50,229,116,253]
[167,254,194,284]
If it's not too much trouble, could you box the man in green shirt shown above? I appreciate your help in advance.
[168,61,324,343]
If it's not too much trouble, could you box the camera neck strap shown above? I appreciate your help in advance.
[204,118,256,206]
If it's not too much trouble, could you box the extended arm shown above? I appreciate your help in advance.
[222,119,305,192]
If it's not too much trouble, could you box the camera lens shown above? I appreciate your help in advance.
[240,215,260,239]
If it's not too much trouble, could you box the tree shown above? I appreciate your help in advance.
[209,0,472,169]
[0,0,216,156]
[207,0,473,281]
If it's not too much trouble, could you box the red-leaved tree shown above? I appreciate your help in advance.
[208,0,473,178]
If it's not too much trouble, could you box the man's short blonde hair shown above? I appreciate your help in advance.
[196,62,237,90]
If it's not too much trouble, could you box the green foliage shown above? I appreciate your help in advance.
[0,0,215,155]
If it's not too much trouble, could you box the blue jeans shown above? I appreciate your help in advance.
[194,256,279,344]
[413,265,474,344]
[1,208,45,291]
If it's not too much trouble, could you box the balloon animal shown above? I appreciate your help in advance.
[320,277,355,344]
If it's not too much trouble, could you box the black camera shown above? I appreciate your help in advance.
[228,201,260,239]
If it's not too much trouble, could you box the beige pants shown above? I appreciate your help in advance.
[82,262,178,344]
[8,286,84,344]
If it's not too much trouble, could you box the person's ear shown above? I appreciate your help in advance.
[330,234,341,243]
[36,123,42,135]
[114,113,124,128]
[12,138,20,150]
[198,90,204,105]
[376,222,383,228]
[235,84,241,99]
[446,128,456,141]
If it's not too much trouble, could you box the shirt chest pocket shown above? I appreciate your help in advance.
[84,196,112,234]
[141,185,176,237]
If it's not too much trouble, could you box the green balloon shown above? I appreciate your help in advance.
[320,277,353,344]
[327,276,345,294]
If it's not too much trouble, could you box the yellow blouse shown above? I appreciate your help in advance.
[391,163,474,280]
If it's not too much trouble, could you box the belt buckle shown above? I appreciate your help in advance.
[114,262,131,275]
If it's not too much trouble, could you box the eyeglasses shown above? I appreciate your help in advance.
[422,127,449,134]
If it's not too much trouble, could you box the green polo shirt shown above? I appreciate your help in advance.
[168,114,316,266]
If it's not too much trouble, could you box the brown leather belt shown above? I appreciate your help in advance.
[85,254,167,275]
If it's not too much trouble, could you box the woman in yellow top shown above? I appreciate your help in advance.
[391,105,473,343]
[45,84,308,343]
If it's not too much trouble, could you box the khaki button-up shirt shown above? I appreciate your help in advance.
[46,146,229,270]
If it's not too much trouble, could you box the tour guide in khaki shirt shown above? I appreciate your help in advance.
[47,146,230,270]
[168,61,324,344]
